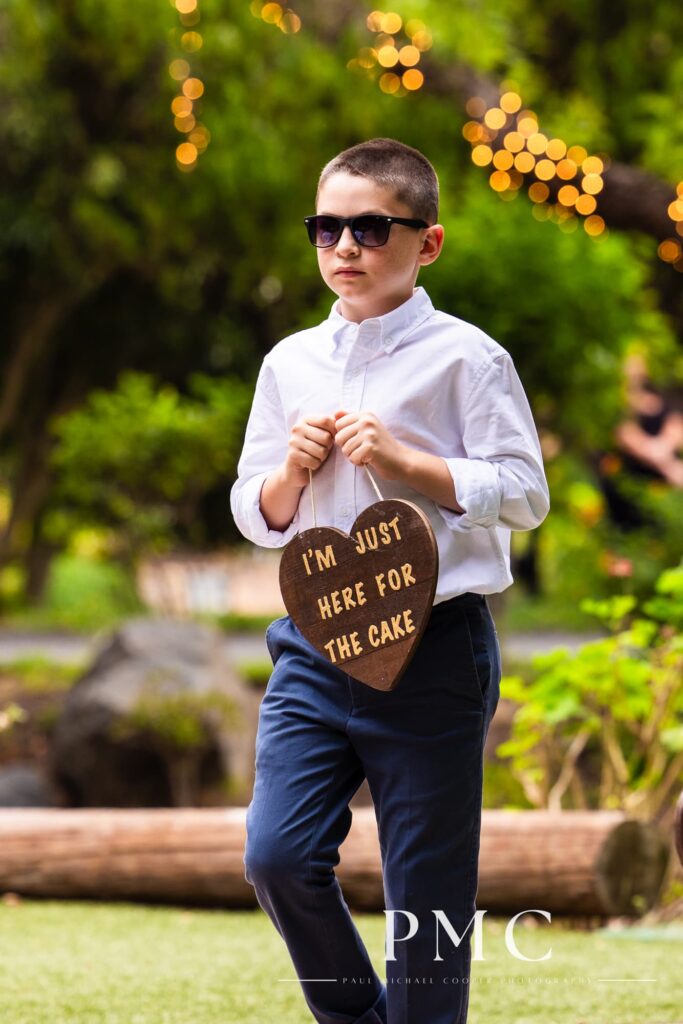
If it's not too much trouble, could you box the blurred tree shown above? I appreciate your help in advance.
[48,371,251,565]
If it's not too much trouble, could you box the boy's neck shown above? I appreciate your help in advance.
[336,287,418,324]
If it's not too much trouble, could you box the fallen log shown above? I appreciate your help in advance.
[0,807,669,917]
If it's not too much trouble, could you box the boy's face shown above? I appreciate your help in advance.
[314,171,444,323]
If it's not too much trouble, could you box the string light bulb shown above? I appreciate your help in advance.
[170,0,209,171]
[350,11,430,95]
[464,93,611,240]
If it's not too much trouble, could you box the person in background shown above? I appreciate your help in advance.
[597,353,683,533]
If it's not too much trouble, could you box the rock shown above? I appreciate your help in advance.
[48,617,255,808]
[0,762,57,807]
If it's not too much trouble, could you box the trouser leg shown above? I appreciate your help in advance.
[347,594,501,1024]
[244,616,387,1024]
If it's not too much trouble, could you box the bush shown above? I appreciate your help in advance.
[497,561,683,819]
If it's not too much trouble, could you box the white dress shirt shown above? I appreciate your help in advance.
[230,285,550,603]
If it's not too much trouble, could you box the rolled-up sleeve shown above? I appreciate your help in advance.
[229,358,301,547]
[437,352,550,533]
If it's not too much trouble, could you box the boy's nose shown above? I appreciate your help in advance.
[336,225,360,252]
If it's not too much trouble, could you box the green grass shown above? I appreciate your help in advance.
[0,655,85,693]
[0,900,680,1023]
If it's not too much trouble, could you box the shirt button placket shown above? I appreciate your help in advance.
[338,340,366,530]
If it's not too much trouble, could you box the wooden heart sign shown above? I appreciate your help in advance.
[279,498,438,691]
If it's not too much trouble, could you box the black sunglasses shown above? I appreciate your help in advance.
[304,214,429,248]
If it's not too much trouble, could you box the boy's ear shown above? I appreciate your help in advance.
[419,224,446,264]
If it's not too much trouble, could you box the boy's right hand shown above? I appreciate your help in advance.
[284,413,336,488]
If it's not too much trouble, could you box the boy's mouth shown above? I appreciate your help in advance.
[335,269,364,276]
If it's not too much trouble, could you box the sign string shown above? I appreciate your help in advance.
[308,464,383,528]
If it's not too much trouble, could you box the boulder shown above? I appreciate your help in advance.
[48,617,255,807]
[0,762,57,807]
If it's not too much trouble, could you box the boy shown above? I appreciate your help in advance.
[230,138,550,1024]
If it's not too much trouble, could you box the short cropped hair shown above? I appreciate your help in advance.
[316,138,439,225]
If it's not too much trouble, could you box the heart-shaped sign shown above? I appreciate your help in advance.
[279,498,438,691]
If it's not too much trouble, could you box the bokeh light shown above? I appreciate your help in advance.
[402,69,424,90]
[529,182,550,203]
[379,72,401,94]
[493,149,514,170]
[489,170,511,192]
[558,185,579,206]
[182,77,204,99]
[546,138,567,160]
[380,12,402,34]
[170,0,210,171]
[556,159,578,180]
[462,94,617,243]
[471,145,493,167]
[658,239,681,262]
[535,159,556,181]
[169,59,190,80]
[514,151,535,173]
[181,31,203,51]
[398,45,420,66]
[503,131,524,153]
[575,194,597,215]
[500,91,522,113]
[582,173,604,195]
[261,3,283,24]
[584,214,605,236]
[377,45,399,67]
[279,10,301,32]
[484,107,507,130]
[176,141,197,165]
[357,11,429,93]
[527,132,548,155]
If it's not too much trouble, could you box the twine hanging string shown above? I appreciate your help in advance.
[308,464,383,528]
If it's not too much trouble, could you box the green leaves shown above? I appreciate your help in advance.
[47,371,252,556]
[579,595,638,631]
[497,560,683,817]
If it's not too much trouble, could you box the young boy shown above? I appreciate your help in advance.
[230,138,550,1024]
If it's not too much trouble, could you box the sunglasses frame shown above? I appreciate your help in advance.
[304,214,429,248]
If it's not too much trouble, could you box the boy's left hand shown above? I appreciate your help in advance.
[333,409,409,481]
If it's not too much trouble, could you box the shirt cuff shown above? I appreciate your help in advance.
[437,457,502,531]
[232,472,301,548]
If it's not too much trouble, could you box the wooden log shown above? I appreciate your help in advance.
[0,807,669,916]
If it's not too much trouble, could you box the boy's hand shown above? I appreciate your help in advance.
[284,413,336,487]
[333,409,410,481]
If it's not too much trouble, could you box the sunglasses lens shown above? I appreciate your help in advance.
[308,216,342,247]
[352,216,389,247]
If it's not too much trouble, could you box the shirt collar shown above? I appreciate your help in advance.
[327,286,435,355]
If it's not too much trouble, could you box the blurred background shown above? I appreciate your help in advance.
[0,0,682,838]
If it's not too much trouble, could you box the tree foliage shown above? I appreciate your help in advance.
[0,0,681,599]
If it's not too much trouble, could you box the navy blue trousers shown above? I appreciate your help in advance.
[244,591,501,1024]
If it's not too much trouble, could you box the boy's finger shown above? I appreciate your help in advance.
[305,413,337,434]
[334,411,356,430]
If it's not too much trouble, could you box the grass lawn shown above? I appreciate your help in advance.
[0,899,680,1024]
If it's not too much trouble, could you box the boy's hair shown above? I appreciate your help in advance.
[316,138,439,225]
